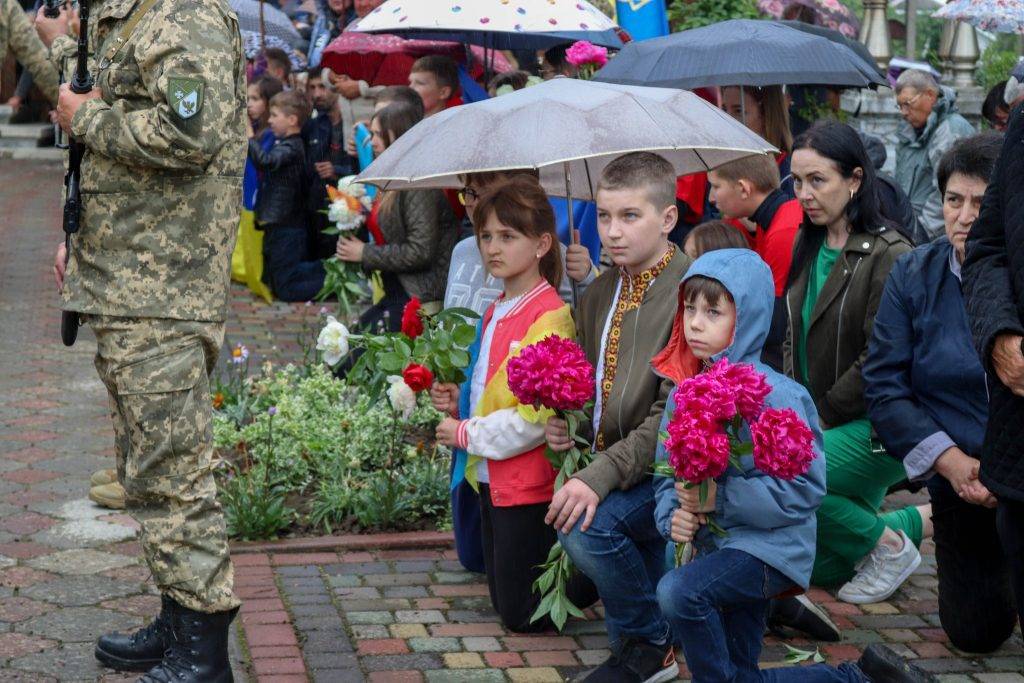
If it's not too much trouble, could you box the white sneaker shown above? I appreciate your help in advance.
[837,530,921,604]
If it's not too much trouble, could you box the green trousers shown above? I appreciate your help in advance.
[811,418,923,587]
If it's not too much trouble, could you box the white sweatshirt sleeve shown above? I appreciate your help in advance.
[456,407,546,460]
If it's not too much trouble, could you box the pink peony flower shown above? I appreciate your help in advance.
[565,40,608,68]
[663,409,731,483]
[708,358,771,422]
[673,372,737,422]
[507,335,595,412]
[750,408,817,480]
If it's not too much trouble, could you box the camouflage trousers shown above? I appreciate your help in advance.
[85,315,239,614]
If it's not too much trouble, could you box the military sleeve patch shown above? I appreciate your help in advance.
[167,76,204,120]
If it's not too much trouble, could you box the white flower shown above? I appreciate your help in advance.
[327,199,364,232]
[316,316,350,366]
[337,175,367,198]
[386,375,417,419]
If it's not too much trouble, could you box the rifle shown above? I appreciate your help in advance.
[59,0,92,347]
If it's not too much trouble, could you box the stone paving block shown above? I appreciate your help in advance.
[362,654,444,672]
[442,652,484,669]
[328,574,362,588]
[524,650,578,667]
[0,597,54,623]
[14,606,140,643]
[0,632,57,658]
[850,614,928,629]
[292,615,347,632]
[383,586,429,598]
[325,562,390,575]
[503,636,577,651]
[340,598,411,611]
[390,624,429,639]
[577,648,611,666]
[290,603,339,618]
[357,639,410,655]
[252,656,307,676]
[287,591,335,605]
[424,669,505,683]
[368,670,424,682]
[443,609,498,623]
[430,623,504,637]
[878,628,922,642]
[433,572,476,584]
[506,667,564,682]
[461,636,501,652]
[408,637,461,653]
[985,657,1024,672]
[311,668,366,683]
[485,652,524,668]
[975,675,1024,683]
[915,658,984,674]
[332,586,381,599]
[860,602,899,615]
[364,573,432,587]
[351,625,391,640]
[561,619,608,635]
[348,611,395,625]
[27,549,135,575]
[394,561,436,573]
[396,610,445,624]
[304,651,359,670]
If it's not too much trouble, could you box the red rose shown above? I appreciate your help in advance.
[401,297,424,339]
[402,363,434,393]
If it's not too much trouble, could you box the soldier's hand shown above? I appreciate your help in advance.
[56,83,102,135]
[34,4,70,48]
[53,242,67,291]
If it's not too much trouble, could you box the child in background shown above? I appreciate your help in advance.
[248,90,325,302]
[652,249,929,683]
[544,152,690,682]
[431,177,597,632]
[682,219,751,260]
[408,55,461,117]
[264,47,293,89]
[707,154,803,371]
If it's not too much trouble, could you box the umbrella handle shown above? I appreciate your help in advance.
[564,161,579,308]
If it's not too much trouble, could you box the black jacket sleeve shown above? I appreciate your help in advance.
[248,137,304,172]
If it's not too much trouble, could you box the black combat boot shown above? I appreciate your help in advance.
[139,602,239,683]
[95,594,176,671]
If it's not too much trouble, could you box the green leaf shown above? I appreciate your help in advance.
[448,349,470,368]
[377,352,404,373]
[440,307,481,321]
[530,590,556,624]
[550,595,568,631]
[393,338,412,359]
[698,480,709,507]
[535,568,555,594]
[452,324,477,347]
[652,462,676,478]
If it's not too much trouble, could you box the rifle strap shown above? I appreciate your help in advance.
[97,0,163,69]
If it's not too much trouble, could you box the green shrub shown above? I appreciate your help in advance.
[220,464,295,541]
[977,44,1020,92]
[668,0,759,32]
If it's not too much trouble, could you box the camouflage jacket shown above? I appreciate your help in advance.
[53,0,246,322]
[0,0,59,103]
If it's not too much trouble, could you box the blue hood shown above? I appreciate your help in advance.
[686,249,775,367]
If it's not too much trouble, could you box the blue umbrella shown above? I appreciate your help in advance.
[594,19,887,89]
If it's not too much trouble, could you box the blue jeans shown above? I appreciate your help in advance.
[657,548,867,682]
[558,479,670,648]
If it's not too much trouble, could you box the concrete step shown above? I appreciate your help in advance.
[0,122,52,148]
[0,105,11,125]
[0,146,64,162]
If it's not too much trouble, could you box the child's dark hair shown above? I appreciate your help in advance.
[264,48,292,77]
[376,85,425,118]
[249,76,284,128]
[472,175,563,289]
[686,221,751,257]
[683,275,734,308]
[269,90,311,128]
[410,55,460,96]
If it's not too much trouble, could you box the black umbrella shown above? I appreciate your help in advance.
[772,19,884,81]
[593,19,887,90]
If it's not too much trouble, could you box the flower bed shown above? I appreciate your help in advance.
[213,356,451,541]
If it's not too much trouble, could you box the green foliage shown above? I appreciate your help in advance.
[667,0,759,32]
[213,363,449,540]
[784,644,826,664]
[316,257,368,320]
[977,43,1021,92]
[220,464,295,541]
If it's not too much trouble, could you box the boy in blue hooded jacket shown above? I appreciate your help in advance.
[651,249,931,682]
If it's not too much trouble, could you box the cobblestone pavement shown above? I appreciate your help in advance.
[3,161,1023,682]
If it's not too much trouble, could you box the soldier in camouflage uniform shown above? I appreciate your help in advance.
[1,0,59,103]
[36,0,245,680]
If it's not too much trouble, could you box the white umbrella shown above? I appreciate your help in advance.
[347,0,624,49]
[356,78,777,201]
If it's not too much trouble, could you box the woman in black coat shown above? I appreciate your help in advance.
[961,102,1024,632]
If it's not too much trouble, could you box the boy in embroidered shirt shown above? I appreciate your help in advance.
[431,176,596,632]
[544,152,691,683]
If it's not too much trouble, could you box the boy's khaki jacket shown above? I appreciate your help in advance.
[572,248,692,501]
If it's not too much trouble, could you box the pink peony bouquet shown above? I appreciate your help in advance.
[656,358,814,565]
[564,40,609,80]
[507,336,596,631]
[507,335,594,412]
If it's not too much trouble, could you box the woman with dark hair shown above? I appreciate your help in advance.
[783,122,926,604]
[335,102,458,330]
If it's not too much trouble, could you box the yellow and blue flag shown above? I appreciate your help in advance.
[614,0,669,41]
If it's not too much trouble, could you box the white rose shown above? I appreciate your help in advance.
[338,175,366,198]
[386,375,417,419]
[316,316,350,366]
